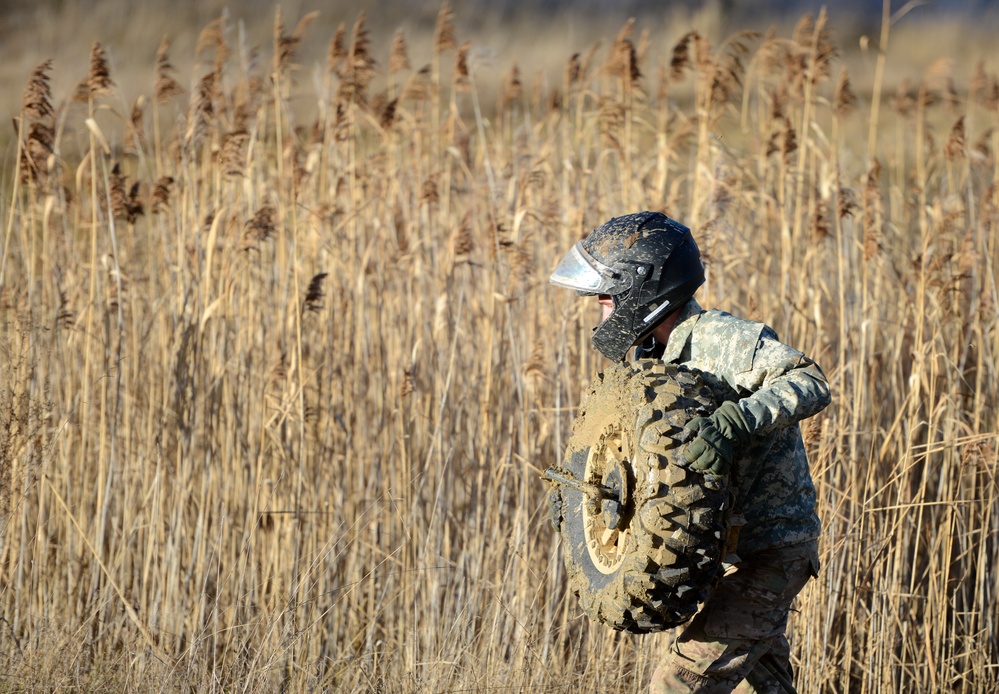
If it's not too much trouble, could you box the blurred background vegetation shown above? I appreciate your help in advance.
[2,0,998,128]
[0,1,997,691]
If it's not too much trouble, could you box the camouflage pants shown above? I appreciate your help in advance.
[649,541,819,694]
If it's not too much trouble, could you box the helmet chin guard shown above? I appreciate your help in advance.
[551,212,705,361]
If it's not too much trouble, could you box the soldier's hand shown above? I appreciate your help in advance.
[679,401,752,476]
[679,418,733,475]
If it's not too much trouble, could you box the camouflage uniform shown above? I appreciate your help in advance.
[644,298,830,694]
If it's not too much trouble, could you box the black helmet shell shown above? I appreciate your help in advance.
[550,212,704,361]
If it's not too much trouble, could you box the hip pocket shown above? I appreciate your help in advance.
[701,546,815,640]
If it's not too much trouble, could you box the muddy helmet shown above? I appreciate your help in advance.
[550,212,704,361]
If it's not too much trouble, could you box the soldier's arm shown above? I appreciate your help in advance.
[729,327,831,436]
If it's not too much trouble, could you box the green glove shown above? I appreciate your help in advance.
[680,401,753,476]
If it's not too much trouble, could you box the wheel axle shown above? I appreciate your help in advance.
[544,467,617,501]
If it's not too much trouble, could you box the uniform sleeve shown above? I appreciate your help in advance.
[729,326,831,436]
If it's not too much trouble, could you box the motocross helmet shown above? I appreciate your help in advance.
[550,212,704,361]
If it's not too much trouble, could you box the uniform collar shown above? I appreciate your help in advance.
[662,298,704,363]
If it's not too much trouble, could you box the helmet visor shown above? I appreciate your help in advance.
[549,242,631,296]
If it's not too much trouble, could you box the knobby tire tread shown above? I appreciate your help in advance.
[551,360,735,633]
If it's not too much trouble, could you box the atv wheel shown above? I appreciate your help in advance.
[547,360,734,633]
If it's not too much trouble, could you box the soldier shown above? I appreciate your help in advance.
[549,211,831,693]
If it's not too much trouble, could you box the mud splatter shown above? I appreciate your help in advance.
[552,360,738,633]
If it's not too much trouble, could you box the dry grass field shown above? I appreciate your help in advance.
[0,1,997,691]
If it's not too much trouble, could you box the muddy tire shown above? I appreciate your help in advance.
[547,360,735,634]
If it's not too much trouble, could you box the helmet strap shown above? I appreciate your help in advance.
[635,335,665,360]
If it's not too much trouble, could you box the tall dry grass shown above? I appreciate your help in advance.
[0,4,996,692]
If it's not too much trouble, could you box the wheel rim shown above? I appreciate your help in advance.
[582,420,634,574]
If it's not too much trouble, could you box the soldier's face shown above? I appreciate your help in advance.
[598,294,614,322]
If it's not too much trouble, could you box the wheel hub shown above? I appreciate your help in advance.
[583,423,635,574]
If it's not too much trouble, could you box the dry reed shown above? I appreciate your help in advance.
[0,5,996,693]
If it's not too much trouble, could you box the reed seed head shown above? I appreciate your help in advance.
[434,2,457,55]
[390,28,411,74]
[88,42,113,98]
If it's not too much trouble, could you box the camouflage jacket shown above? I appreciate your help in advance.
[645,298,831,556]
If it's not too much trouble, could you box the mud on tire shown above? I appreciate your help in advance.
[547,360,735,634]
